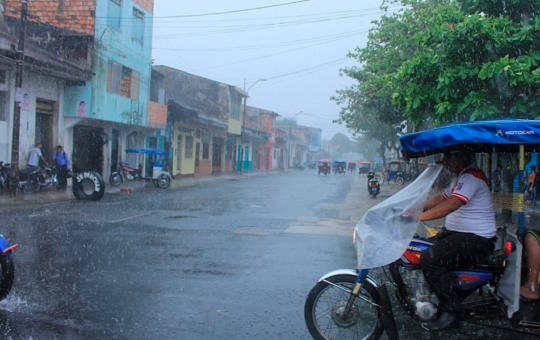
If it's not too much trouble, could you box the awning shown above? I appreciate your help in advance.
[400,118,540,159]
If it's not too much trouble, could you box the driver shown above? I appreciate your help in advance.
[418,151,497,331]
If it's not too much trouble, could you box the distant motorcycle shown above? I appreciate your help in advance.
[367,171,380,198]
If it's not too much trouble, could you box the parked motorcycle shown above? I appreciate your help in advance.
[367,171,380,198]
[109,162,142,186]
[0,163,55,194]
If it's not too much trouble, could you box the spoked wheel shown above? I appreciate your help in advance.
[396,176,404,185]
[0,255,14,301]
[24,179,40,194]
[109,172,123,186]
[304,275,383,340]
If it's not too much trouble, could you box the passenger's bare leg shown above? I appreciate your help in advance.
[520,233,540,299]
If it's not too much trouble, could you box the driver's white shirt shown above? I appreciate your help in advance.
[442,164,496,238]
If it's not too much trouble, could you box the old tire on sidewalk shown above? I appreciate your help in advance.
[73,171,105,201]
[0,255,14,301]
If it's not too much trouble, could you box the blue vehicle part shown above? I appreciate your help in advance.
[125,148,168,167]
[0,235,13,255]
[450,271,494,290]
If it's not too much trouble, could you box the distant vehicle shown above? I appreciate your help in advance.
[358,161,371,176]
[308,160,316,170]
[317,159,331,176]
[347,161,357,173]
[332,160,347,175]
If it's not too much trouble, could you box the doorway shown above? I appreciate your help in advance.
[111,129,119,173]
[212,137,223,173]
[73,125,104,174]
[195,142,200,173]
[35,98,54,162]
[176,135,182,174]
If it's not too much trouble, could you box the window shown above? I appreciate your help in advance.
[230,98,241,120]
[185,136,193,159]
[202,143,209,159]
[107,61,140,99]
[108,0,121,28]
[132,8,144,42]
[158,88,165,104]
[0,91,6,121]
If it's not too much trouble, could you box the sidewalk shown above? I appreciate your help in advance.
[0,170,286,210]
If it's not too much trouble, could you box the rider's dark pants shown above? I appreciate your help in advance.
[419,228,495,318]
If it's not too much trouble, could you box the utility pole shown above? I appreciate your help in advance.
[10,0,28,197]
[239,78,265,175]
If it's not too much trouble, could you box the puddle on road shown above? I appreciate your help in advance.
[249,204,265,208]
[165,215,197,220]
[234,227,272,236]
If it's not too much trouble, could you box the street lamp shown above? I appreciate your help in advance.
[240,78,266,175]
[288,111,303,169]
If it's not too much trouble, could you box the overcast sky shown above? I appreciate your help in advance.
[151,0,401,140]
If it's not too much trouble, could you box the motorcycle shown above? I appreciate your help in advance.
[1,162,55,194]
[109,162,142,186]
[367,171,380,198]
[304,165,522,340]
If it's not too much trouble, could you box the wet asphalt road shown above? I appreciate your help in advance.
[0,171,538,339]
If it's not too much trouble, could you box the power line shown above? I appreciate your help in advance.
[95,0,314,20]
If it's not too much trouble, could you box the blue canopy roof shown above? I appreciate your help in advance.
[400,119,540,159]
[125,148,168,156]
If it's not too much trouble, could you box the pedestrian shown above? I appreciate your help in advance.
[492,164,502,192]
[52,145,70,190]
[28,143,48,170]
[526,165,537,204]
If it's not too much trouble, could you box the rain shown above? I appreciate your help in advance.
[0,0,540,339]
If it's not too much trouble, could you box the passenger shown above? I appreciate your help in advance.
[417,151,497,331]
[520,230,540,301]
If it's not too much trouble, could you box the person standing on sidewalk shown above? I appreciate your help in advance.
[526,165,537,204]
[28,143,48,170]
[52,145,70,190]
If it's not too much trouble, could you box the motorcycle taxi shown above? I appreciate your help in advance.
[304,119,540,340]
[318,159,331,176]
[333,160,347,175]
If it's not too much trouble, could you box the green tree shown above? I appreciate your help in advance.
[331,133,353,154]
[391,0,540,125]
[333,0,440,160]
[354,135,381,160]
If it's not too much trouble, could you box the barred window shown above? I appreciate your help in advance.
[108,0,121,29]
[132,8,144,42]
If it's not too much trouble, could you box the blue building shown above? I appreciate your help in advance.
[9,0,161,179]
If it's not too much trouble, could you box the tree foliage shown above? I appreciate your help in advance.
[336,0,540,138]
[392,0,540,125]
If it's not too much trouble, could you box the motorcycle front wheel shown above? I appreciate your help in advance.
[0,255,14,301]
[304,274,384,340]
[41,169,54,188]
[109,172,123,186]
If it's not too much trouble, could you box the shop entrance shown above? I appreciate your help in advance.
[35,98,54,162]
[73,125,104,174]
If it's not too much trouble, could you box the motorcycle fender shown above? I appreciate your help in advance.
[318,269,380,288]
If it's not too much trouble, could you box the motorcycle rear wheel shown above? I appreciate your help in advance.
[305,274,384,340]
[24,179,40,194]
[396,177,404,185]
[0,255,14,301]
